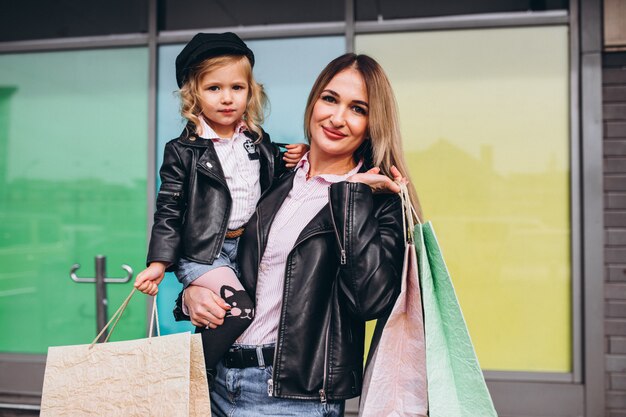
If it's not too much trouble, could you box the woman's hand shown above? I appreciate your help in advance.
[184,285,230,328]
[283,143,309,168]
[347,165,407,194]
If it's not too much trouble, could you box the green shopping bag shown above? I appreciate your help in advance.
[415,221,498,417]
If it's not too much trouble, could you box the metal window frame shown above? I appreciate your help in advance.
[0,0,604,415]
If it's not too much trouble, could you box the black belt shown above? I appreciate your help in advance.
[223,346,275,368]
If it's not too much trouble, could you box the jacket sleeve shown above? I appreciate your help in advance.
[262,131,289,179]
[329,181,404,321]
[146,142,188,270]
[273,143,289,178]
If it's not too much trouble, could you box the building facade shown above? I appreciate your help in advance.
[0,0,618,415]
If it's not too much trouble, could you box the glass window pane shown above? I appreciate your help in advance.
[161,0,344,31]
[0,48,149,353]
[357,26,571,373]
[356,0,568,21]
[0,0,148,42]
[156,36,345,333]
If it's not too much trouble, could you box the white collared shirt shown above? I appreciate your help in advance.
[199,117,261,229]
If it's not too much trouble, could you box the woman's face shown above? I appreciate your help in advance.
[309,68,369,163]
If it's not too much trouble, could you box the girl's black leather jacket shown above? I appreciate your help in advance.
[146,126,285,270]
[236,169,404,402]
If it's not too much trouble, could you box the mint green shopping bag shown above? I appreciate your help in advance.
[415,221,498,417]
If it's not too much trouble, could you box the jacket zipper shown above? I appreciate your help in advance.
[319,320,331,403]
[256,206,263,273]
[158,190,180,198]
[213,199,231,260]
[196,162,232,260]
[258,142,274,200]
[327,187,349,265]
[270,229,331,400]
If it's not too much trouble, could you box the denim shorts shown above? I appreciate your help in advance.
[211,344,345,417]
[175,238,240,288]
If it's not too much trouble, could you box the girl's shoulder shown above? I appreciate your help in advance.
[243,127,271,144]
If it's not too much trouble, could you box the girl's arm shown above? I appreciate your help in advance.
[268,138,308,176]
[282,143,308,168]
[146,141,188,269]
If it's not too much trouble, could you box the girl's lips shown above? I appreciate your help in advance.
[322,126,347,140]
[220,109,235,113]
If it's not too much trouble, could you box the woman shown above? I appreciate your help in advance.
[182,53,421,416]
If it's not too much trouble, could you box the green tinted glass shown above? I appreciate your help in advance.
[0,48,149,353]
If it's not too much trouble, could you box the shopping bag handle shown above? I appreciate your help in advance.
[399,182,421,244]
[90,289,160,348]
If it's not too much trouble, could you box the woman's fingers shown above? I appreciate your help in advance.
[348,173,401,193]
[188,303,224,327]
[184,286,229,328]
[381,177,401,193]
[210,291,231,310]
[390,165,408,184]
[390,165,402,180]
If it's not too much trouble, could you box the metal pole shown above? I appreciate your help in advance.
[95,255,108,342]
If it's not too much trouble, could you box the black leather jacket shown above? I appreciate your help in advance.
[146,126,285,270]
[237,170,404,402]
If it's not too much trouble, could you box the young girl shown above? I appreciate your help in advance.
[134,32,307,381]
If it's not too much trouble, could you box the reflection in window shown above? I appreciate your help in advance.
[357,26,570,373]
[356,0,568,21]
[162,0,344,31]
[0,48,148,353]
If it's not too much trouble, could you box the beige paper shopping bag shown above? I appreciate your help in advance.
[40,290,211,417]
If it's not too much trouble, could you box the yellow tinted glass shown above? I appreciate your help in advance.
[357,26,571,372]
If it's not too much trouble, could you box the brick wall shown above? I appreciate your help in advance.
[604,51,626,416]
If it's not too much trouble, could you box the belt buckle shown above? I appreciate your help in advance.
[225,346,244,368]
[256,346,266,368]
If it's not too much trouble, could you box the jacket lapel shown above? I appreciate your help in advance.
[293,205,334,248]
[256,172,337,261]
[196,141,228,187]
[256,171,296,256]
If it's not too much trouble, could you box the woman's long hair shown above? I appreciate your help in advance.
[303,53,423,219]
[179,54,267,141]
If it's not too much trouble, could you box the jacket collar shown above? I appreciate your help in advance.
[257,167,372,258]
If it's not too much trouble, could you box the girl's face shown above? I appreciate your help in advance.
[198,59,249,138]
[308,68,369,163]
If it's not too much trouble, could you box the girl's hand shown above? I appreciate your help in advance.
[347,166,407,194]
[283,143,309,168]
[184,285,230,328]
[134,262,167,296]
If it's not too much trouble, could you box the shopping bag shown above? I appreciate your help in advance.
[359,185,428,417]
[40,290,211,417]
[416,221,498,417]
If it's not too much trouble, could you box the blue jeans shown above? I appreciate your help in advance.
[175,237,240,288]
[210,356,345,416]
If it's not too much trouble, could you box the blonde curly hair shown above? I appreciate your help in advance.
[179,54,267,140]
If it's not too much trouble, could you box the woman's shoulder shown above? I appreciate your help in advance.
[372,191,402,216]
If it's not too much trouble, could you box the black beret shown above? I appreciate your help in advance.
[175,32,255,88]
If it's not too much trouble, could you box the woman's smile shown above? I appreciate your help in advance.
[321,125,347,140]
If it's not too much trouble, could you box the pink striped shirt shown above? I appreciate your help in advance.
[238,152,363,345]
[199,117,260,229]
